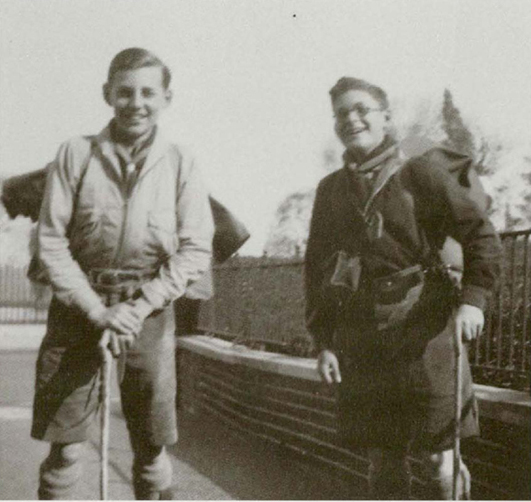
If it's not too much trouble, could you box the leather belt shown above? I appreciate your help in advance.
[89,268,156,286]
[88,268,157,303]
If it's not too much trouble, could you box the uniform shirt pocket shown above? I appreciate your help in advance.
[71,207,101,237]
[148,209,177,235]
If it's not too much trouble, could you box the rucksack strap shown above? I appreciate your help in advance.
[28,139,95,284]
[67,138,95,235]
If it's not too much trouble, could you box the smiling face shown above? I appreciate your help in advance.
[103,66,172,142]
[333,89,389,158]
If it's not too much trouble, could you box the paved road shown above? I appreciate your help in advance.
[0,329,356,500]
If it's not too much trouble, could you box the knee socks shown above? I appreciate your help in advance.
[38,446,84,500]
[132,446,173,500]
[426,461,471,500]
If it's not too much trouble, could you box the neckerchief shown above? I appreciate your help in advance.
[344,142,405,241]
[343,135,397,176]
[110,121,157,186]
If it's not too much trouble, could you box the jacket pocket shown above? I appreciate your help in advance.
[70,207,101,237]
[148,209,176,235]
[372,265,425,331]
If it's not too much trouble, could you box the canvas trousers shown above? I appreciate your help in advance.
[34,285,177,499]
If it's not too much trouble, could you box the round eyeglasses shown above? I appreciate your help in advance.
[334,103,383,122]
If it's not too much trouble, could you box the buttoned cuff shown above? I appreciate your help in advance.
[133,295,155,319]
[87,304,106,324]
[69,289,106,317]
[140,283,169,311]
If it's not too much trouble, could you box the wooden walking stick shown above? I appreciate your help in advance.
[453,324,463,501]
[99,330,113,501]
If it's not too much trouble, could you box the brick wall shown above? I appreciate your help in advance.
[176,336,531,500]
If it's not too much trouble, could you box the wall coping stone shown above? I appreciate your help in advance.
[177,335,530,427]
[178,334,320,381]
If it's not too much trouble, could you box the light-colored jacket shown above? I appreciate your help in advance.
[37,125,214,315]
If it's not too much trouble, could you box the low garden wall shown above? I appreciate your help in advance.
[198,229,530,392]
[177,335,531,500]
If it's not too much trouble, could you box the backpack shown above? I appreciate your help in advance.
[401,137,490,277]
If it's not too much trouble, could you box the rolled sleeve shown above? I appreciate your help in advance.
[141,156,214,310]
[37,141,105,314]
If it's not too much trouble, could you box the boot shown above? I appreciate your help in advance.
[426,462,471,500]
[133,485,177,500]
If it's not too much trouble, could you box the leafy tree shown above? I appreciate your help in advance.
[441,89,476,157]
[263,191,314,257]
[264,89,530,255]
[392,95,446,146]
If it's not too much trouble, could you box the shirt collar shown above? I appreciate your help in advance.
[94,121,170,179]
[110,122,157,171]
[110,121,157,160]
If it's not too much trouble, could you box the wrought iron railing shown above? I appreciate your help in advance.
[0,265,50,323]
[470,230,530,390]
[199,230,530,391]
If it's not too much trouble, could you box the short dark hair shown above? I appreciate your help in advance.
[107,48,171,89]
[329,77,389,110]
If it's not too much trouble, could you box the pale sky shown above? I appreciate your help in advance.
[1,0,530,254]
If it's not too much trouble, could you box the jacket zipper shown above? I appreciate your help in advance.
[111,169,135,267]
[110,157,162,267]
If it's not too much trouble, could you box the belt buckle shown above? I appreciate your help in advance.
[118,271,138,283]
[91,268,145,286]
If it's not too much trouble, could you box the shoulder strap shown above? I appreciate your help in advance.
[76,137,95,196]
[68,138,95,234]
[28,139,96,284]
[363,152,405,216]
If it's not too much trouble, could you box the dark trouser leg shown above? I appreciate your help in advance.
[38,442,85,500]
[174,297,201,336]
[368,448,411,500]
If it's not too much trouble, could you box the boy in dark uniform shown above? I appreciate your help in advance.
[305,77,502,499]
[33,48,213,499]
